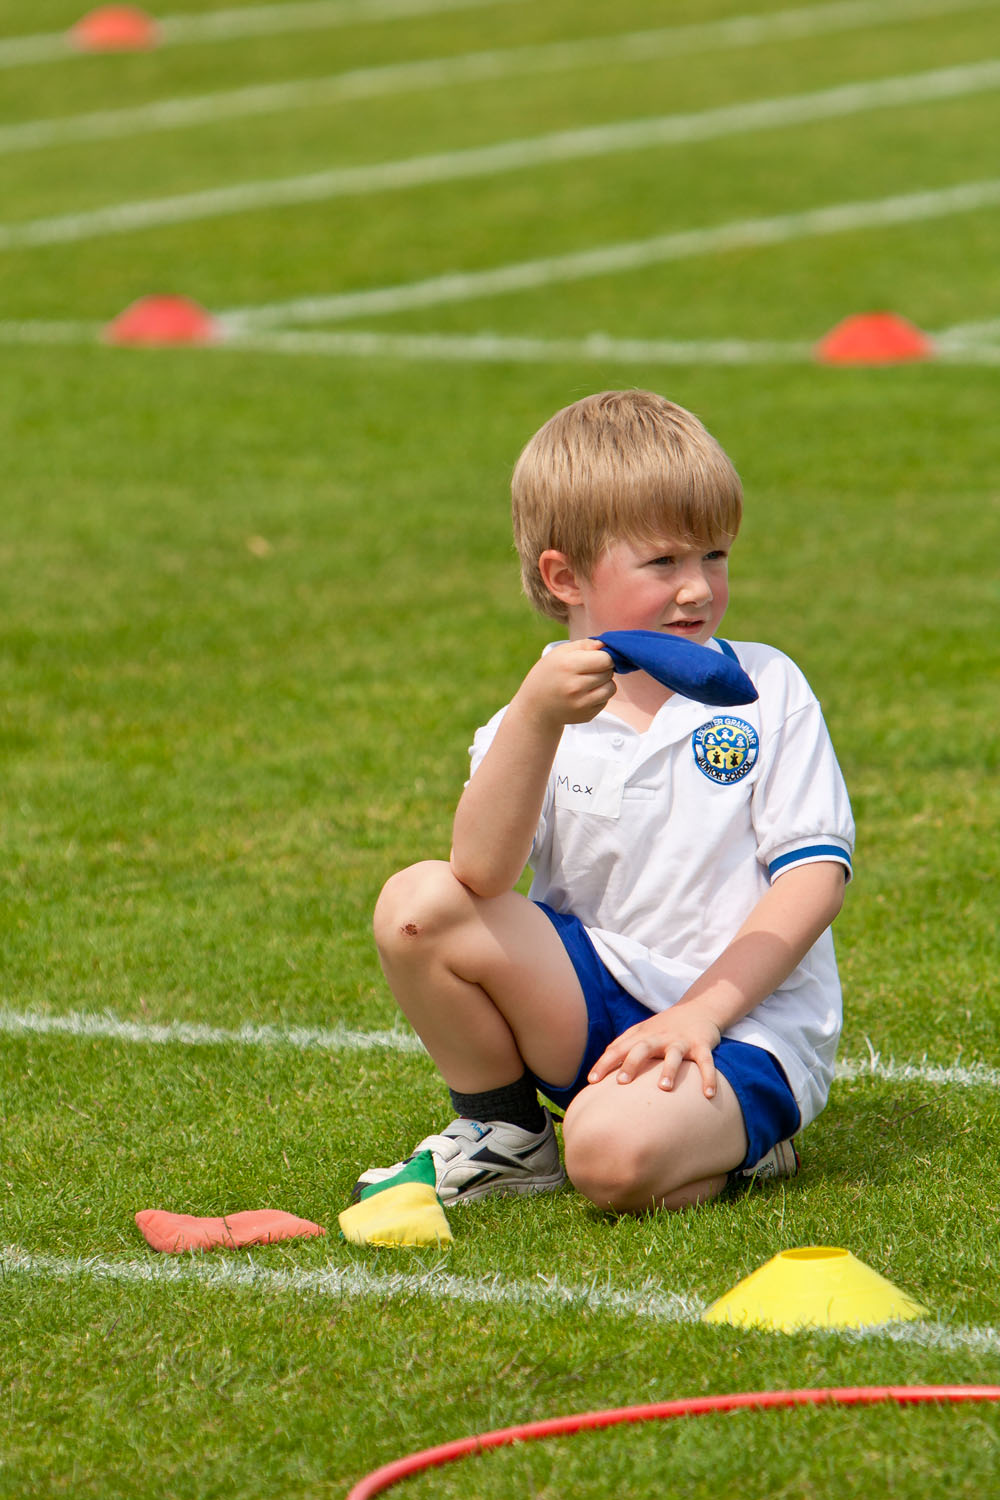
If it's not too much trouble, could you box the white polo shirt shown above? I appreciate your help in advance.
[469,639,854,1127]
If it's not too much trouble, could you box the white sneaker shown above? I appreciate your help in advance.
[353,1112,565,1204]
[734,1138,800,1181]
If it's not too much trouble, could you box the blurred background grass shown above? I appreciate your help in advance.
[2,1,999,1494]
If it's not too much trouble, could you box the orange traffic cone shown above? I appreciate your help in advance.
[816,312,933,365]
[104,295,219,347]
[69,7,160,52]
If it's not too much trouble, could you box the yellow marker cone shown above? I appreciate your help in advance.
[703,1246,929,1332]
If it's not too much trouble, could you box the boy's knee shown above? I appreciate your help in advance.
[372,860,468,953]
[565,1108,731,1214]
[563,1115,665,1215]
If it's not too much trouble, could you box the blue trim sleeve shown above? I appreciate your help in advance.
[768,845,853,881]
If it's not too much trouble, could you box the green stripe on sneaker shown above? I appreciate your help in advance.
[358,1149,437,1201]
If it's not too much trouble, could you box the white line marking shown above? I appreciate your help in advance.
[0,1243,703,1321]
[225,177,1000,329]
[836,1055,1000,1090]
[227,328,817,364]
[1,1005,996,1091]
[837,1320,1000,1356]
[203,327,1000,366]
[0,34,68,67]
[5,59,1000,250]
[2,1244,998,1352]
[0,319,812,363]
[0,0,528,69]
[0,1006,425,1054]
[934,313,1000,345]
[4,1,999,153]
[935,343,1000,362]
[157,0,527,42]
[0,319,101,344]
[9,319,1000,365]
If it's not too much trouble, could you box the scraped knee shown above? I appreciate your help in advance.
[373,859,469,959]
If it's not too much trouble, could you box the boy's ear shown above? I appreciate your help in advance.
[538,549,585,607]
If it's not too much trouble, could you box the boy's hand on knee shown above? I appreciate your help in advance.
[514,639,617,727]
[587,1009,723,1098]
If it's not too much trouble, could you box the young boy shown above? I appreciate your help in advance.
[360,390,853,1214]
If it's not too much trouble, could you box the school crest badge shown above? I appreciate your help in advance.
[692,717,759,784]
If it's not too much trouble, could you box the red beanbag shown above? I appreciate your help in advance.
[135,1208,325,1254]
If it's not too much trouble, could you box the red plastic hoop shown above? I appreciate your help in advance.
[347,1385,1000,1499]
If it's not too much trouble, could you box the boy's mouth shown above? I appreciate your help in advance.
[662,619,704,635]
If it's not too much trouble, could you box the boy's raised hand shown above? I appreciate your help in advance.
[586,1006,723,1099]
[514,638,617,726]
[451,641,616,897]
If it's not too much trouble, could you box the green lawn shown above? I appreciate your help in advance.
[1,1,999,1494]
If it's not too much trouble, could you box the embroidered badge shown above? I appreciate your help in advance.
[692,717,759,784]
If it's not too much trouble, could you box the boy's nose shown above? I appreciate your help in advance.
[677,567,712,605]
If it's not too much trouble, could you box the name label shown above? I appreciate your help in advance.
[553,756,625,818]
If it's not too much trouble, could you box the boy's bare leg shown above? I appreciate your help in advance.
[373,859,589,1094]
[562,1060,748,1213]
[374,860,749,1213]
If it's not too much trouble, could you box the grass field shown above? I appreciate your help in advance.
[2,0,1000,1494]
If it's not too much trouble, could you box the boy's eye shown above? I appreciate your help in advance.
[648,550,727,565]
[645,546,728,567]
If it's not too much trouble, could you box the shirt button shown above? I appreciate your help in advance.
[611,734,625,748]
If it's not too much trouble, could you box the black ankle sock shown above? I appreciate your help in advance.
[448,1073,545,1134]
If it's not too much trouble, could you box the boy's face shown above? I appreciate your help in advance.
[569,534,731,644]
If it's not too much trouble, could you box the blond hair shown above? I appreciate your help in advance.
[511,390,743,621]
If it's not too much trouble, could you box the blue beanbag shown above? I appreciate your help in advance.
[596,630,757,706]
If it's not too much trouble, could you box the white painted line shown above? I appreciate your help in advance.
[141,0,1000,51]
[0,1006,425,1055]
[936,344,1000,363]
[4,3,999,154]
[933,313,1000,346]
[1,1005,995,1093]
[0,1243,704,1322]
[212,327,1000,366]
[9,318,1000,366]
[225,177,1000,329]
[0,319,101,344]
[158,0,527,42]
[837,1319,1000,1357]
[0,34,68,67]
[836,1055,1000,1090]
[227,327,817,364]
[5,59,1000,250]
[2,1244,997,1352]
[0,0,528,69]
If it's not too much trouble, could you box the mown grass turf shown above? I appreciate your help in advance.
[2,0,1000,1494]
[3,1260,997,1499]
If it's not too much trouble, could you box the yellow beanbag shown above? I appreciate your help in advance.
[338,1149,452,1248]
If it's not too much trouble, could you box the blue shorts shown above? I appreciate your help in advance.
[530,903,801,1171]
